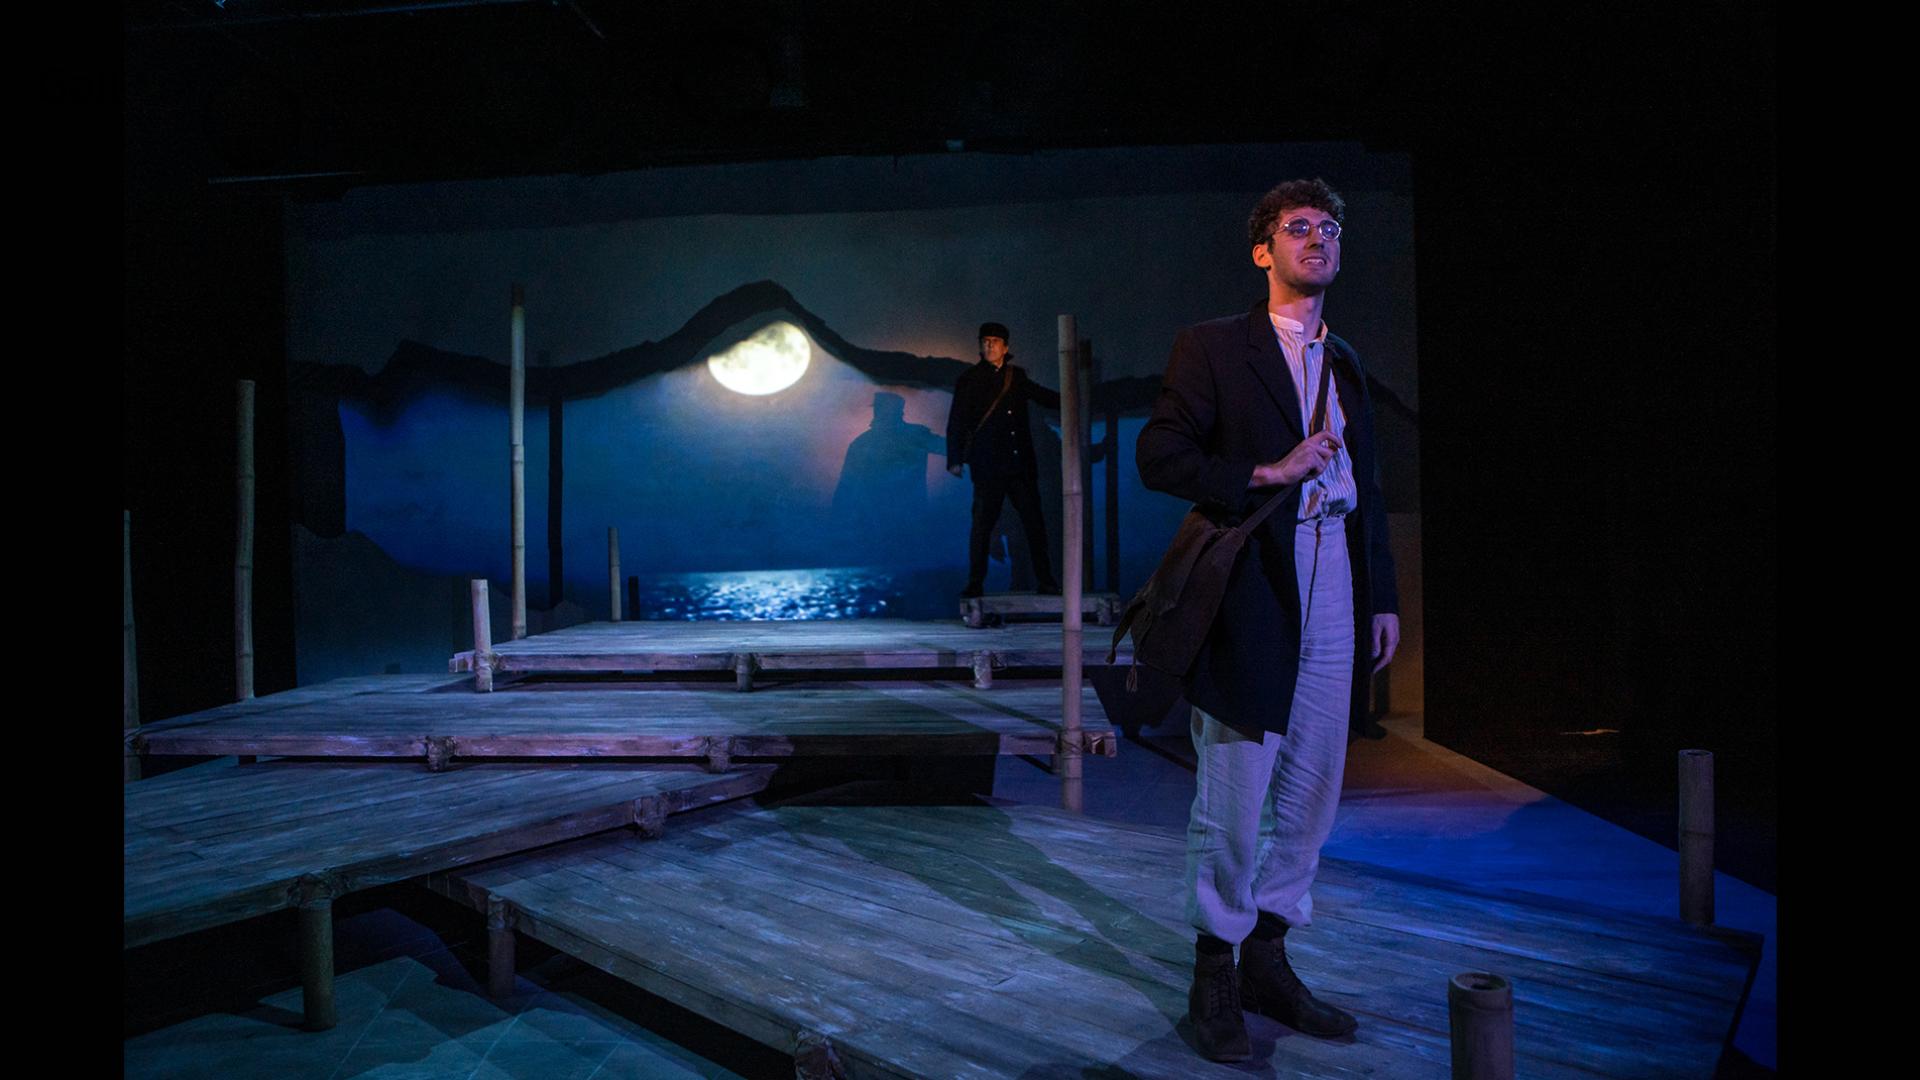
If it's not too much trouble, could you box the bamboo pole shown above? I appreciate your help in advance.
[544,350,563,608]
[1447,972,1515,1080]
[1104,394,1120,594]
[1079,340,1096,589]
[1057,314,1085,813]
[509,284,527,640]
[470,579,494,692]
[298,896,337,1030]
[235,380,256,700]
[1679,749,1715,925]
[124,510,140,783]
[608,527,622,622]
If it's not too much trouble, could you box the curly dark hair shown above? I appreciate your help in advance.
[1247,178,1347,248]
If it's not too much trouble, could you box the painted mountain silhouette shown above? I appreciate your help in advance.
[287,279,1412,535]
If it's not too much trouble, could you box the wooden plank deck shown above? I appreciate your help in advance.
[124,758,772,948]
[430,798,1760,1079]
[451,618,1131,685]
[134,677,1116,763]
[960,591,1123,628]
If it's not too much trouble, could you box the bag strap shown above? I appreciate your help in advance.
[1229,347,1337,540]
[957,365,1017,461]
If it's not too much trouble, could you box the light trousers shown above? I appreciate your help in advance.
[1186,515,1355,943]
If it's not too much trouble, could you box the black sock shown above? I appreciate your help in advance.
[1251,912,1290,941]
[1196,933,1234,956]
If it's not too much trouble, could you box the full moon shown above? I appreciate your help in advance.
[706,321,811,396]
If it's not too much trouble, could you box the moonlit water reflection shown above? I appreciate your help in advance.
[633,567,952,621]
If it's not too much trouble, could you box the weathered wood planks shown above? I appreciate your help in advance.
[451,618,1132,686]
[123,759,772,949]
[432,800,1760,1079]
[959,591,1122,628]
[135,676,1117,764]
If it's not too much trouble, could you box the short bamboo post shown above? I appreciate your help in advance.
[470,579,494,692]
[1448,972,1515,1079]
[235,379,255,700]
[123,510,140,782]
[1679,749,1715,925]
[608,526,622,621]
[544,350,564,608]
[486,895,515,998]
[509,284,527,640]
[297,887,338,1031]
[1057,314,1085,814]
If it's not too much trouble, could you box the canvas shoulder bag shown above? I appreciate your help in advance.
[1107,352,1335,690]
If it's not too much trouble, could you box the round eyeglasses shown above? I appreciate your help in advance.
[1275,217,1342,242]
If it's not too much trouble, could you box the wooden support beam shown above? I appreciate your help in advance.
[794,1029,846,1080]
[733,653,755,692]
[608,527,622,622]
[509,284,527,641]
[470,579,494,692]
[1057,314,1085,814]
[634,796,668,839]
[486,895,515,999]
[235,380,256,700]
[1447,971,1515,1080]
[295,879,338,1031]
[1678,749,1714,926]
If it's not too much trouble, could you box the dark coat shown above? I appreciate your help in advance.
[1136,300,1399,740]
[945,360,1061,477]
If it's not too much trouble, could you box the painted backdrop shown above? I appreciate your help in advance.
[285,143,1418,683]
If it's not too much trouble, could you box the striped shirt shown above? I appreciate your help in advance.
[1269,312,1358,522]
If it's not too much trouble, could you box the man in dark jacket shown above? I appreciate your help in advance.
[1136,179,1400,1061]
[945,322,1062,598]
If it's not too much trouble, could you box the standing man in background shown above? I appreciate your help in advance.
[946,321,1063,598]
[1137,179,1400,1061]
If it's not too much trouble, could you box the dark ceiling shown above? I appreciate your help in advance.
[126,0,1456,189]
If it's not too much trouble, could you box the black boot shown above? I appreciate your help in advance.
[1239,919,1357,1037]
[1189,938,1251,1061]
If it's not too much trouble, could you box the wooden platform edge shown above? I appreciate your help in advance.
[420,870,913,1080]
[136,729,1119,762]
[123,766,775,950]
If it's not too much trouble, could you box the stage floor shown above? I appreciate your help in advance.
[133,675,1115,764]
[429,793,1760,1079]
[452,618,1131,687]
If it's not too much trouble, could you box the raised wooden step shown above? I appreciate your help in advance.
[430,798,1759,1078]
[134,676,1117,765]
[450,618,1130,690]
[959,590,1122,628]
[124,759,770,949]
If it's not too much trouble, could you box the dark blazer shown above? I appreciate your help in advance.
[1136,300,1398,739]
[945,360,1061,477]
